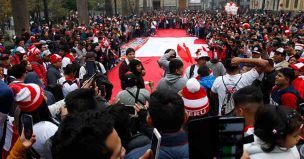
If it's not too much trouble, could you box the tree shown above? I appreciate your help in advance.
[11,0,30,37]
[43,0,49,24]
[76,0,89,25]
[0,0,12,35]
[48,0,67,23]
[105,0,113,17]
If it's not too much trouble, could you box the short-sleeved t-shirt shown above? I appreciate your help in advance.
[211,69,260,115]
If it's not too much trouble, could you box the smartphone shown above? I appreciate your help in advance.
[150,128,161,159]
[188,116,219,159]
[99,85,106,96]
[218,117,245,159]
[188,116,244,159]
[21,114,33,140]
[81,73,97,88]
[125,105,137,116]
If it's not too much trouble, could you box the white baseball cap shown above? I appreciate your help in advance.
[16,47,26,54]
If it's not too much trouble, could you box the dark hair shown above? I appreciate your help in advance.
[51,111,114,159]
[169,59,183,74]
[197,65,210,77]
[164,49,173,54]
[65,88,99,114]
[18,100,53,133]
[20,60,28,68]
[278,68,296,84]
[126,48,135,55]
[123,72,137,88]
[233,86,263,112]
[71,48,77,53]
[10,64,26,79]
[224,58,239,73]
[266,59,274,67]
[128,59,142,75]
[149,90,185,132]
[64,64,77,76]
[106,104,132,147]
[254,105,302,152]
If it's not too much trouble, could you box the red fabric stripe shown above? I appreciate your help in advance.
[182,87,207,100]
[184,104,209,111]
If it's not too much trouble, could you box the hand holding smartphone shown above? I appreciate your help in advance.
[21,114,33,140]
[150,128,161,159]
[81,73,97,88]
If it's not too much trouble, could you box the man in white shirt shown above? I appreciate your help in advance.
[184,49,210,79]
[211,57,267,116]
[273,47,289,70]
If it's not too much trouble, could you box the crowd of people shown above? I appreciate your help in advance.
[0,8,304,159]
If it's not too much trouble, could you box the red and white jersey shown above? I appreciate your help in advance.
[1,115,18,159]
[100,37,110,49]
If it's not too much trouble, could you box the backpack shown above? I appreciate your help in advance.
[189,64,196,79]
[221,75,242,116]
[275,88,304,116]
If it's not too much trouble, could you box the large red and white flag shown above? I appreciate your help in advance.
[177,43,194,64]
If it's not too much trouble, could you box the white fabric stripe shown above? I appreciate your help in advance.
[182,97,208,107]
[30,84,42,104]
[135,37,208,57]
[16,88,31,102]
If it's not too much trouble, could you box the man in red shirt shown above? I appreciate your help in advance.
[270,68,301,110]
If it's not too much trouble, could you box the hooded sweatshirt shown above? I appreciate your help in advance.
[244,135,300,159]
[156,74,187,93]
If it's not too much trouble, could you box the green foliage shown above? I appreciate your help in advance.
[0,0,12,21]
[49,0,68,20]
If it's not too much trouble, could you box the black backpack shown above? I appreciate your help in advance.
[189,64,196,78]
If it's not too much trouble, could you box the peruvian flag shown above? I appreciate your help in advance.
[177,43,194,64]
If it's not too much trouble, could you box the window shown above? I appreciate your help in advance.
[294,0,298,8]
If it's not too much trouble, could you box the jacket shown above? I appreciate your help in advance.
[270,85,300,110]
[116,86,150,106]
[125,131,189,159]
[7,138,26,159]
[244,136,300,159]
[119,60,129,89]
[29,55,47,86]
[156,74,187,93]
[47,64,62,86]
[198,75,216,91]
